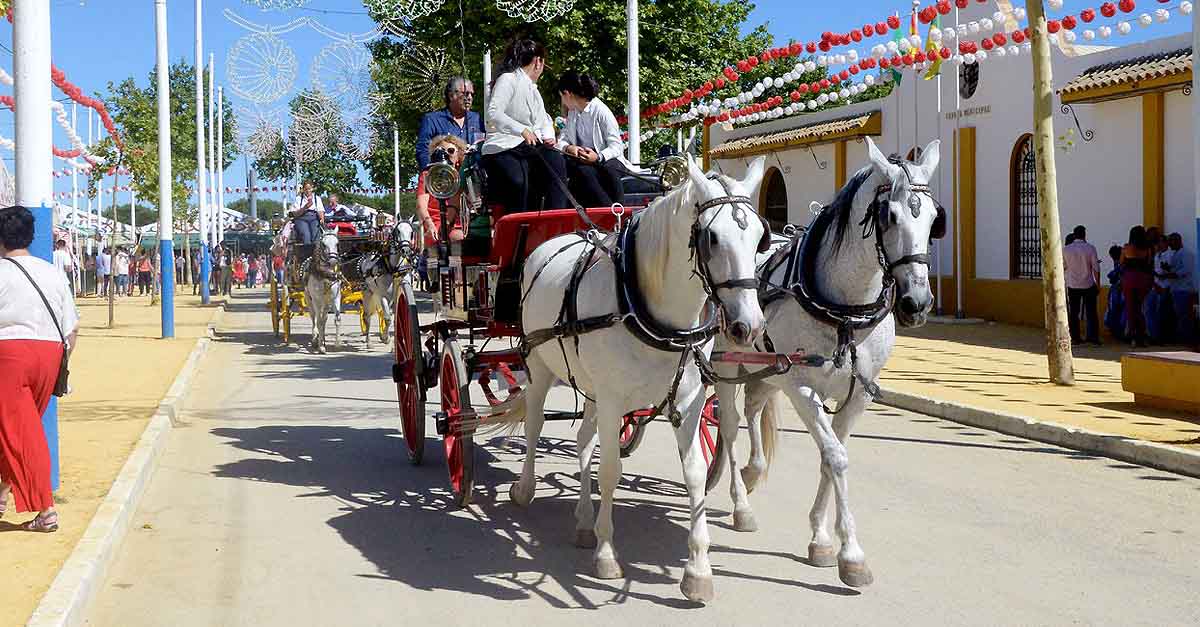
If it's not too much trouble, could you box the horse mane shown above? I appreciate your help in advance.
[635,173,719,299]
[826,161,908,255]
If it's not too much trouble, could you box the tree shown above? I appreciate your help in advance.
[365,0,772,180]
[253,90,358,195]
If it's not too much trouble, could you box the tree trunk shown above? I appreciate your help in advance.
[1026,0,1075,385]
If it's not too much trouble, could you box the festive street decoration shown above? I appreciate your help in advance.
[394,44,452,109]
[362,0,445,22]
[227,33,299,104]
[495,0,577,22]
[241,0,311,9]
[311,41,378,114]
[287,91,343,163]
[338,117,378,160]
[247,119,284,160]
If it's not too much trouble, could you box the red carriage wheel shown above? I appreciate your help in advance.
[440,338,475,507]
[393,281,425,465]
[702,394,727,494]
[619,410,650,458]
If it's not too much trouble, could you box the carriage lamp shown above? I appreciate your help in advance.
[658,155,690,190]
[425,147,461,201]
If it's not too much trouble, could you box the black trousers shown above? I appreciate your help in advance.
[482,143,568,212]
[566,158,626,207]
[1067,285,1100,343]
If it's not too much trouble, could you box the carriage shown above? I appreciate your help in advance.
[389,150,727,507]
[268,212,394,345]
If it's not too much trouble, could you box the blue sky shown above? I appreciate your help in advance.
[2,0,1193,206]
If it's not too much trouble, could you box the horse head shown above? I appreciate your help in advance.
[683,154,770,346]
[864,137,943,327]
[314,230,341,279]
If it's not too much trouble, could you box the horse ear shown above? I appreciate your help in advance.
[740,156,767,197]
[686,153,709,191]
[918,139,941,175]
[865,136,901,181]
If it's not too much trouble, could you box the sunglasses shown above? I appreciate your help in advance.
[439,146,459,155]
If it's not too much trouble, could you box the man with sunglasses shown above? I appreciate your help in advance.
[416,77,485,171]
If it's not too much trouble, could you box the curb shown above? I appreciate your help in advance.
[27,305,224,627]
[878,386,1200,479]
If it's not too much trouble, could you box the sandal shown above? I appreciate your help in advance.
[24,511,58,533]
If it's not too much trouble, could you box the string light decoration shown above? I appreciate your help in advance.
[495,0,576,22]
[394,44,452,110]
[227,32,299,104]
[311,41,378,114]
[287,91,344,163]
[362,0,445,21]
[246,119,284,160]
[241,0,311,10]
[338,117,378,160]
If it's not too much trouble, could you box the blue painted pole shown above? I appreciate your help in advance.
[29,204,60,491]
[200,243,211,303]
[155,0,175,338]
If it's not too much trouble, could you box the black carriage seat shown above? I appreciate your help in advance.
[621,173,668,208]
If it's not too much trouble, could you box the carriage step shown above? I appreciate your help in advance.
[392,360,413,383]
[435,412,447,436]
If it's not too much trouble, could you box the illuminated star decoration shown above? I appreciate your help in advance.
[227,33,299,104]
[495,0,576,22]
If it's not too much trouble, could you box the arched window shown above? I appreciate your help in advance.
[762,167,788,231]
[1010,135,1041,279]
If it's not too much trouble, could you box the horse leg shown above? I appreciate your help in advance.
[510,355,553,508]
[715,380,756,532]
[573,400,598,548]
[740,382,772,493]
[783,386,871,586]
[591,395,624,580]
[675,385,715,602]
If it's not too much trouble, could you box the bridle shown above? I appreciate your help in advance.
[860,156,946,285]
[689,175,772,310]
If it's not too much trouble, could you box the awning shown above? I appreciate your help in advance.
[708,111,882,160]
[1060,47,1192,104]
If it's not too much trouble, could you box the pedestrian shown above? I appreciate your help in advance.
[0,206,79,532]
[233,255,246,289]
[272,253,284,285]
[1146,235,1175,343]
[137,249,153,296]
[114,246,130,297]
[1063,225,1100,346]
[1163,233,1195,345]
[52,239,74,293]
[1120,226,1155,347]
[1104,245,1126,340]
[247,255,259,289]
[175,250,184,286]
[220,247,233,296]
[96,246,112,298]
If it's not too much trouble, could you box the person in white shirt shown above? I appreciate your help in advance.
[52,239,74,292]
[95,246,111,297]
[291,180,325,245]
[1062,225,1101,345]
[0,206,80,532]
[556,70,634,207]
[481,39,568,213]
[1164,233,1195,344]
[114,247,131,297]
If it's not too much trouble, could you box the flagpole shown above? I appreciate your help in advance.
[954,4,964,318]
[912,1,920,157]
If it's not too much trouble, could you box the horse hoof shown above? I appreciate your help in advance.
[807,542,838,567]
[838,560,874,588]
[592,556,623,580]
[740,466,762,494]
[574,529,597,549]
[733,509,758,532]
[509,481,534,507]
[680,572,715,603]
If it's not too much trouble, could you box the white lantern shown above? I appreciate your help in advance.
[847,49,859,62]
[1183,2,1194,16]
[993,11,1006,23]
[943,27,956,41]
[807,100,818,110]
[898,38,911,52]
[1137,13,1152,27]
[1117,21,1132,35]
[1098,25,1112,39]
[835,54,846,65]
[829,90,839,102]
[1008,45,1019,56]
[976,49,987,62]
[754,81,764,91]
[773,77,785,88]
[968,21,980,34]
[1014,7,1026,20]
[964,52,976,64]
[864,73,876,86]
[1063,30,1077,43]
[1023,41,1032,51]
[957,24,969,37]
[839,88,850,98]
[909,34,922,48]
[1083,29,1096,41]
[995,45,1007,57]
[930,28,942,43]
[783,72,795,83]
[817,93,829,105]
[980,18,994,32]
[1048,0,1063,9]
[805,61,817,71]
[886,40,899,54]
[1154,8,1169,22]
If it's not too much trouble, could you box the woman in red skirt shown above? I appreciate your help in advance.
[0,206,80,532]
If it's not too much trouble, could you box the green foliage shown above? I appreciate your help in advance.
[87,60,237,232]
[226,197,284,218]
[252,90,359,195]
[366,0,771,177]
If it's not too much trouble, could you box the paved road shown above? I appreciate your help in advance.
[87,291,1200,626]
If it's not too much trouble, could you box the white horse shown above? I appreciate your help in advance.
[509,156,769,603]
[358,218,418,348]
[711,138,944,588]
[305,230,342,354]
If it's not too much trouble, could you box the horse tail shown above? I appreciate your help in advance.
[759,389,783,478]
[470,388,527,440]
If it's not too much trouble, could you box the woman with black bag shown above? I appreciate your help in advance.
[0,206,79,532]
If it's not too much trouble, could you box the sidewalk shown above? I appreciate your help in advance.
[880,322,1200,457]
[1,290,224,627]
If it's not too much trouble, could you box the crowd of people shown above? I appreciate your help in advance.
[1065,223,1196,348]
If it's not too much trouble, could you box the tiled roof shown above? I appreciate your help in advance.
[709,112,880,159]
[1060,47,1192,100]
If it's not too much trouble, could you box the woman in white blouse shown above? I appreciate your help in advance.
[0,206,79,532]
[482,39,568,212]
[556,70,634,207]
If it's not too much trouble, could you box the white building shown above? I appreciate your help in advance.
[706,13,1193,328]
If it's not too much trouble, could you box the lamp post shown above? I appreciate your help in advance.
[195,0,210,303]
[13,0,59,490]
